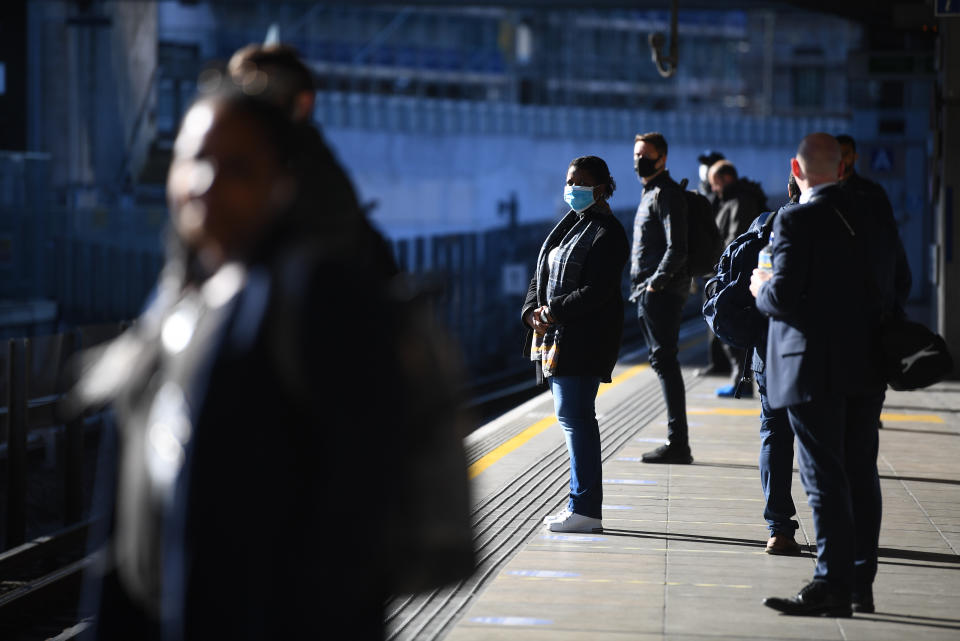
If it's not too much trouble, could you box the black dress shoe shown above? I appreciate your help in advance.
[852,587,875,613]
[641,443,693,464]
[763,580,852,617]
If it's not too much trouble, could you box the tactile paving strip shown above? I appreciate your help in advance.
[386,368,702,641]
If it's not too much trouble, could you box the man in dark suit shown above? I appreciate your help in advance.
[749,133,908,617]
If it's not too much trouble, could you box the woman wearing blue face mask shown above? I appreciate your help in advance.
[521,156,630,533]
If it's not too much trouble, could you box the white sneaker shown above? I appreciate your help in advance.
[542,507,572,524]
[547,512,602,533]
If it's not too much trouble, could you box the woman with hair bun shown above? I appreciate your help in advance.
[521,155,630,534]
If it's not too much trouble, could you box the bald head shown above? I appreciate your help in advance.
[792,133,843,193]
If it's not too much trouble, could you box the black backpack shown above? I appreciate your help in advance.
[702,210,776,350]
[679,178,723,277]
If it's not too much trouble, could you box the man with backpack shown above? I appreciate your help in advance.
[707,160,768,398]
[629,132,694,464]
[701,172,803,556]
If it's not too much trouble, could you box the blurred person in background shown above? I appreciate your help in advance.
[707,159,767,398]
[522,155,629,534]
[836,133,912,431]
[697,149,726,214]
[694,149,731,379]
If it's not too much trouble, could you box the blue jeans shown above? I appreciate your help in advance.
[756,370,798,537]
[787,392,884,595]
[548,376,603,519]
[636,289,688,447]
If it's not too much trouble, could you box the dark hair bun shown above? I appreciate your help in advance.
[569,155,616,199]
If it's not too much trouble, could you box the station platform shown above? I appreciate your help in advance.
[387,333,960,641]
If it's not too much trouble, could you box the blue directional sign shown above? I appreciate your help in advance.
[871,148,894,173]
[936,0,960,16]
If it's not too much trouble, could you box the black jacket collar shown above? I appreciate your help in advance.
[643,170,674,192]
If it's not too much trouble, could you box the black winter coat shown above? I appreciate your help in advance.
[715,178,766,249]
[521,204,630,384]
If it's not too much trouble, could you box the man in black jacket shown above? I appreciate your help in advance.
[837,133,912,308]
[837,134,889,211]
[751,133,909,617]
[630,132,692,464]
[708,160,767,397]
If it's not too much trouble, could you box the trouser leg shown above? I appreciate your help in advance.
[787,396,855,595]
[845,392,884,593]
[549,376,603,519]
[637,290,689,448]
[756,372,798,536]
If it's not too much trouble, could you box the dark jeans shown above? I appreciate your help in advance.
[723,343,747,388]
[707,331,732,373]
[755,370,798,536]
[787,392,884,595]
[548,376,603,519]
[637,289,688,447]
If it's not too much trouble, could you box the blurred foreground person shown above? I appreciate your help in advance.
[522,156,629,534]
[228,43,398,278]
[71,84,471,640]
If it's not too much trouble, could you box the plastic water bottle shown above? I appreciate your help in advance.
[757,232,774,274]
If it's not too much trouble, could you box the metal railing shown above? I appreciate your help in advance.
[1,324,125,551]
[314,92,850,145]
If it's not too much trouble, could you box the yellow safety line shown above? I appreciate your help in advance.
[467,364,649,480]
[467,332,709,480]
[689,408,761,416]
[879,412,945,424]
[689,407,943,424]
[467,414,557,480]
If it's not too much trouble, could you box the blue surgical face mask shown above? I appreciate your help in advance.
[564,185,595,213]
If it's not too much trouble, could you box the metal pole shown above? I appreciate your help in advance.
[62,331,84,525]
[936,18,960,377]
[6,339,28,549]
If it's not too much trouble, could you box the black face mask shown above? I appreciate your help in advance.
[634,156,660,178]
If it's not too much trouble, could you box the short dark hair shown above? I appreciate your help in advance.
[698,149,725,166]
[711,160,738,182]
[787,173,801,203]
[634,132,668,157]
[570,156,616,199]
[227,44,316,116]
[835,134,856,151]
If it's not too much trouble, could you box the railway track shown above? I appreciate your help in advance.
[0,521,96,640]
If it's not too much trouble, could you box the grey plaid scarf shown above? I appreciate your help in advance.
[531,209,603,377]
